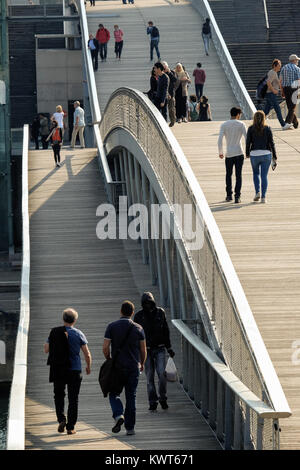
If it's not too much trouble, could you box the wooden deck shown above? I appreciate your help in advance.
[25,147,220,450]
[172,120,300,450]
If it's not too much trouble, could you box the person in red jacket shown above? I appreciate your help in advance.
[95,23,110,62]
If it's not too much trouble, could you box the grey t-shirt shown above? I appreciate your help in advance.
[266,69,280,93]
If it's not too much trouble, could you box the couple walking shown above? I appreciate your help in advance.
[218,107,277,204]
[44,293,174,436]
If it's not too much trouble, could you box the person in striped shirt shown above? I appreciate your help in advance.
[114,25,124,60]
[280,54,300,130]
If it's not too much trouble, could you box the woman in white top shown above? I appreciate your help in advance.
[51,105,65,135]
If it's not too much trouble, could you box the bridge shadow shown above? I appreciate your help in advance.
[210,201,255,212]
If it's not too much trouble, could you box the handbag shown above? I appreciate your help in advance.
[99,323,134,397]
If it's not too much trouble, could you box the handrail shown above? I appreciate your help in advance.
[263,0,270,31]
[191,0,257,119]
[6,124,30,450]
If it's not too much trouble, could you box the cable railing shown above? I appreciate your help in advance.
[6,125,30,450]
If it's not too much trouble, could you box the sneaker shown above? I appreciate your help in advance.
[234,197,241,203]
[67,429,76,435]
[177,119,182,124]
[183,117,188,123]
[112,416,124,433]
[169,122,175,127]
[225,196,232,202]
[160,400,169,410]
[149,403,158,411]
[261,197,266,203]
[282,123,292,130]
[57,421,66,433]
[253,192,260,201]
[126,429,135,436]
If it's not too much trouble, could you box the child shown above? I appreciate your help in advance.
[198,95,212,121]
[188,95,199,121]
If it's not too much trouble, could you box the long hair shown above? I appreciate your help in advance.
[253,110,266,135]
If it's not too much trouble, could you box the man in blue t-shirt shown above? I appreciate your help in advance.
[44,308,92,435]
[103,301,147,436]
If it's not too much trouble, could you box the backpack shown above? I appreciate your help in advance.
[190,102,199,121]
[202,22,211,35]
[151,26,159,38]
[52,128,61,145]
[256,74,268,100]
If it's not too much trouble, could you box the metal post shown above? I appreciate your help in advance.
[163,236,176,317]
[113,155,120,181]
[233,396,242,450]
[150,186,165,305]
[127,152,137,203]
[208,367,216,429]
[141,168,156,284]
[193,351,201,408]
[216,376,224,442]
[256,416,264,450]
[133,157,147,264]
[122,149,133,207]
[182,337,189,391]
[176,248,188,320]
[200,357,208,418]
[187,344,194,400]
[243,405,252,450]
[119,150,126,195]
[224,386,233,450]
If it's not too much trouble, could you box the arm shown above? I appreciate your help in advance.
[208,104,212,120]
[102,338,111,360]
[44,343,49,354]
[268,128,277,160]
[218,123,225,158]
[245,127,252,158]
[139,340,147,372]
[81,344,92,374]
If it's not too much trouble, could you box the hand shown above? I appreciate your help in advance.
[246,155,250,159]
[160,103,164,108]
[219,154,224,159]
[273,89,279,95]
[168,348,175,358]
[86,366,91,375]
[140,364,144,372]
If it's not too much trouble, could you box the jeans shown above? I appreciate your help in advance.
[115,41,123,58]
[283,86,299,128]
[195,83,204,101]
[52,143,61,164]
[250,153,272,198]
[202,33,210,55]
[155,99,168,121]
[144,347,167,405]
[99,42,108,61]
[53,370,82,430]
[71,125,85,148]
[90,49,98,70]
[109,368,139,431]
[225,155,244,198]
[150,39,160,60]
[264,92,285,127]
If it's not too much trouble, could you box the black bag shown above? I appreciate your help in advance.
[256,74,268,100]
[98,323,134,397]
[202,23,211,35]
[151,26,159,38]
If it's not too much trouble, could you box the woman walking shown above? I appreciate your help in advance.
[174,63,191,123]
[114,25,124,60]
[47,120,63,167]
[246,110,277,203]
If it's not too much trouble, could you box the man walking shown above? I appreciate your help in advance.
[96,23,110,62]
[70,101,85,148]
[44,308,92,435]
[193,62,206,101]
[218,107,247,203]
[280,54,300,130]
[264,59,285,128]
[153,62,169,121]
[147,21,160,61]
[162,61,178,127]
[103,301,147,436]
[134,292,175,411]
[87,33,99,71]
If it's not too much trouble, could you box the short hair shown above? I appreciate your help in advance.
[56,105,62,112]
[63,308,78,324]
[148,21,153,25]
[98,23,103,27]
[190,94,197,103]
[197,62,202,68]
[230,107,242,117]
[121,301,135,317]
[73,101,80,106]
[154,62,164,71]
[272,58,281,68]
[114,24,118,28]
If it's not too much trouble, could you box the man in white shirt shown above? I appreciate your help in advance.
[70,101,85,149]
[218,107,247,203]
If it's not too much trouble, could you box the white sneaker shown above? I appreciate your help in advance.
[253,192,260,201]
[178,119,182,123]
[261,197,266,203]
[282,123,292,130]
[183,117,188,123]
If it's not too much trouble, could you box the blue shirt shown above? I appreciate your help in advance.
[88,39,96,50]
[47,326,88,371]
[280,63,300,87]
[104,318,145,370]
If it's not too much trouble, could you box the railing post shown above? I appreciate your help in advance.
[216,376,224,443]
[133,157,147,264]
[188,343,195,400]
[176,248,187,320]
[119,150,126,195]
[122,149,133,208]
[256,416,264,450]
[141,168,157,284]
[200,356,208,418]
[233,395,242,450]
[194,351,201,408]
[163,236,176,317]
[208,367,216,429]
[243,405,252,450]
[150,187,165,305]
[224,385,233,450]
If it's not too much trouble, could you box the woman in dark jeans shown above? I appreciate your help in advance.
[47,120,63,167]
[246,110,277,203]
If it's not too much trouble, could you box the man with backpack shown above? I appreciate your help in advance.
[147,21,160,61]
[95,24,110,62]
[263,59,286,129]
[134,292,175,412]
[202,18,212,56]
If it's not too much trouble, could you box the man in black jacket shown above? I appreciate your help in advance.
[87,34,99,71]
[153,62,169,121]
[134,292,175,411]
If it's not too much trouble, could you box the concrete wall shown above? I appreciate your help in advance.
[36,49,83,140]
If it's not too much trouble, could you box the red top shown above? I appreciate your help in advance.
[96,28,110,44]
[52,128,61,141]
[193,68,206,84]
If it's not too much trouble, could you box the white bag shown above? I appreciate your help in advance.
[165,357,178,382]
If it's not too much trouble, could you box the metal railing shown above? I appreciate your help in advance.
[6,125,30,450]
[263,0,270,33]
[99,86,291,449]
[191,0,257,119]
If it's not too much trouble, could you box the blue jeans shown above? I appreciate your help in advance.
[195,83,204,101]
[109,368,139,431]
[202,33,210,55]
[150,39,160,60]
[264,93,285,127]
[145,347,167,405]
[99,43,107,60]
[250,153,272,198]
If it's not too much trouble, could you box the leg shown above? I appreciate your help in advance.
[250,156,260,195]
[263,93,272,117]
[168,97,176,125]
[271,94,285,127]
[66,371,82,431]
[199,83,204,98]
[161,102,168,121]
[234,155,244,199]
[109,392,124,420]
[70,126,79,147]
[144,351,158,406]
[154,348,167,403]
[104,43,107,60]
[150,41,154,61]
[154,41,160,60]
[99,43,104,61]
[53,146,58,164]
[284,86,297,124]
[118,41,123,59]
[260,154,272,198]
[225,157,234,197]
[56,145,61,164]
[124,370,139,431]
[78,126,85,148]
[181,96,187,119]
[53,379,66,424]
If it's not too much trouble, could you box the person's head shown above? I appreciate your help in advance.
[73,100,80,108]
[52,119,58,128]
[148,21,153,27]
[205,18,210,24]
[272,58,281,72]
[154,62,164,75]
[161,61,169,72]
[89,33,94,39]
[175,62,183,73]
[197,62,202,68]
[56,105,62,113]
[141,292,156,313]
[98,23,104,29]
[200,95,208,104]
[289,54,300,65]
[190,94,197,103]
[120,300,135,318]
[114,24,119,30]
[253,110,266,135]
[230,107,242,119]
[63,308,78,325]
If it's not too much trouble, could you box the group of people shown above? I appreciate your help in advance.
[45,292,175,436]
[147,61,211,126]
[88,24,124,69]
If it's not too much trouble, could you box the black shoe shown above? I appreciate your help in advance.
[169,122,175,127]
[58,421,66,433]
[225,196,232,202]
[235,197,241,203]
[160,400,169,410]
[112,416,124,433]
[149,403,158,411]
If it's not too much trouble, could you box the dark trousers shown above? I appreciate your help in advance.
[41,135,49,149]
[91,49,98,70]
[264,92,285,127]
[155,99,167,121]
[195,83,204,101]
[283,86,299,128]
[109,368,139,431]
[175,95,187,119]
[53,370,82,430]
[144,347,167,405]
[225,155,244,198]
[52,144,61,164]
[150,39,160,61]
[99,42,107,61]
[115,41,123,58]
[33,135,39,150]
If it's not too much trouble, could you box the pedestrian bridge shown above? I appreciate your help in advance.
[6,0,300,451]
